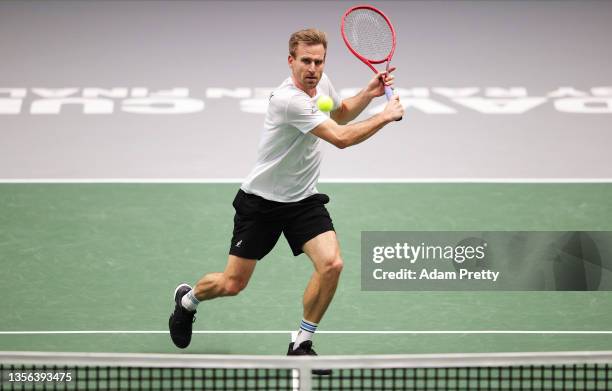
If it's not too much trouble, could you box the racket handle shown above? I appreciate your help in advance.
[384,86,402,121]
[384,85,394,100]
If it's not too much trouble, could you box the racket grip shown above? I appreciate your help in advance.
[384,86,402,121]
[384,85,394,100]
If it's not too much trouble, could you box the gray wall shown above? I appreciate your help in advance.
[1,0,611,180]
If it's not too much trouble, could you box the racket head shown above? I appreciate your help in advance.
[341,5,396,72]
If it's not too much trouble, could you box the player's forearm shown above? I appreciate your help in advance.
[332,89,374,125]
[338,112,390,148]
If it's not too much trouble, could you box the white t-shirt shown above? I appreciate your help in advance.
[241,73,342,202]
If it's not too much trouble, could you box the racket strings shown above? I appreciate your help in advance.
[343,9,393,62]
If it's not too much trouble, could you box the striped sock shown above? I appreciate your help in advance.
[293,319,318,350]
[180,289,199,312]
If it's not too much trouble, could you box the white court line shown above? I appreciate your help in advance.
[1,330,612,335]
[1,178,612,184]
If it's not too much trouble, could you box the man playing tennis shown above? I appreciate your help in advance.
[169,29,403,363]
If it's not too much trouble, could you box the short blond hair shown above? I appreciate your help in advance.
[289,28,327,58]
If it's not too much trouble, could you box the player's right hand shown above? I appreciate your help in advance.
[383,95,404,122]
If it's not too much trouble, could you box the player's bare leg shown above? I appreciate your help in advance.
[193,255,257,300]
[169,255,256,348]
[301,231,343,323]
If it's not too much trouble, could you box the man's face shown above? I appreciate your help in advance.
[288,43,326,92]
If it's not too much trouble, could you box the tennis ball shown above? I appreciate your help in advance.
[316,95,334,112]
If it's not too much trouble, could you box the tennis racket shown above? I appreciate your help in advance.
[341,5,401,119]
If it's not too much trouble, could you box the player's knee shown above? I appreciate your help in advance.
[320,255,343,278]
[223,277,248,296]
[332,257,344,274]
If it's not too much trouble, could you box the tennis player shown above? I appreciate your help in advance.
[169,29,403,362]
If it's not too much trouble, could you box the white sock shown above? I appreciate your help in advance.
[181,289,199,312]
[293,319,318,350]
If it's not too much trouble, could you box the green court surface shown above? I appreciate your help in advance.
[1,183,611,355]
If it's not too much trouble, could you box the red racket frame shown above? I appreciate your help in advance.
[341,5,397,74]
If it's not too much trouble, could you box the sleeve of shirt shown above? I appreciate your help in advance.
[285,93,330,134]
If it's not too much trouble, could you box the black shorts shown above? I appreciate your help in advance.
[229,189,335,260]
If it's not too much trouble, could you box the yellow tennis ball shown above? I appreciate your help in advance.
[316,95,334,112]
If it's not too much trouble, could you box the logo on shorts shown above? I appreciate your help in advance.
[235,240,243,248]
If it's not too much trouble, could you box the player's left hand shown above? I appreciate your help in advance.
[365,67,396,98]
